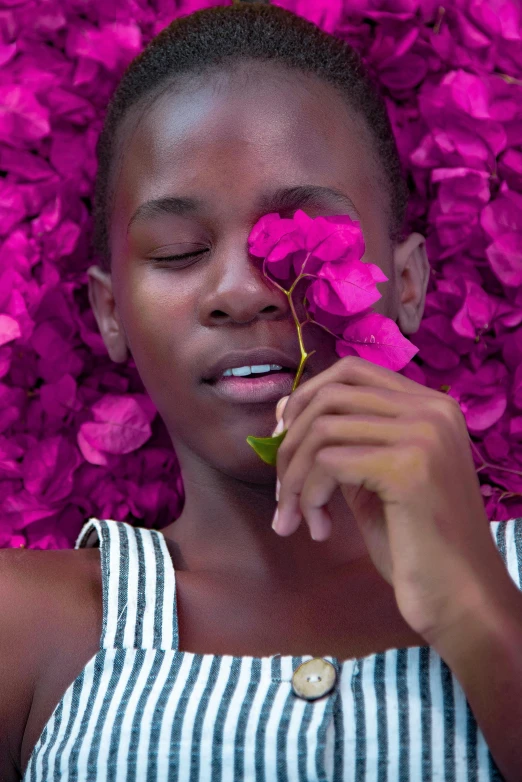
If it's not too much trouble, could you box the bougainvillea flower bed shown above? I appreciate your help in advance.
[0,0,521,548]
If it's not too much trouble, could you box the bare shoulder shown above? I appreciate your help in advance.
[0,546,102,781]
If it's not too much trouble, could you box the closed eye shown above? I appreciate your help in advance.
[153,249,209,262]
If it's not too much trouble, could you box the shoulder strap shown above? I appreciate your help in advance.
[490,518,522,589]
[75,518,179,651]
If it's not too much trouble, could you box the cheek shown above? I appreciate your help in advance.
[116,268,193,388]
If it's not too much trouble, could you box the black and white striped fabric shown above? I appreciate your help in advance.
[24,516,520,781]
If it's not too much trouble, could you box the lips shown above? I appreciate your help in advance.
[206,370,298,404]
[202,347,300,384]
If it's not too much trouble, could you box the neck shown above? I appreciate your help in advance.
[159,453,372,590]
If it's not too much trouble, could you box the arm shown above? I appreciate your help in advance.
[431,568,522,782]
[0,550,37,782]
[272,357,522,776]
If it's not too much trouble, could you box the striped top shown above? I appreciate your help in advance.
[23,516,521,781]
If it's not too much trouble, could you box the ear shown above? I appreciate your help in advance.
[87,265,129,363]
[392,232,430,335]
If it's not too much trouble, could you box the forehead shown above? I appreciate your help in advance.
[111,63,384,234]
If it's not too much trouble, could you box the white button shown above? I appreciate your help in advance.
[291,658,337,700]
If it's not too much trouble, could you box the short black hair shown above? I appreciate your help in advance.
[92,1,408,271]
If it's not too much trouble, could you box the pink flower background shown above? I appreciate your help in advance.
[1,0,521,549]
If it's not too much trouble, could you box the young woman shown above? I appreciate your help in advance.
[2,3,522,780]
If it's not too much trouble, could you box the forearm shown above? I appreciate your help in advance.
[430,575,522,782]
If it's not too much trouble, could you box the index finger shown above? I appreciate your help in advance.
[281,354,439,428]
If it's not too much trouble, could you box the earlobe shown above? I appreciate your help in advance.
[86,265,129,363]
[392,232,430,335]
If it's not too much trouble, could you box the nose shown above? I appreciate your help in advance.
[199,239,290,326]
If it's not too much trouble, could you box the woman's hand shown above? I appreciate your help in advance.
[272,355,514,646]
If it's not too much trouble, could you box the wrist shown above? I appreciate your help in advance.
[428,570,522,665]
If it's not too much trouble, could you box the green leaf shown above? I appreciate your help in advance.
[246,430,288,466]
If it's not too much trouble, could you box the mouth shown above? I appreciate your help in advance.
[203,367,298,404]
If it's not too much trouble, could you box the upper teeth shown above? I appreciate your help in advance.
[222,364,283,377]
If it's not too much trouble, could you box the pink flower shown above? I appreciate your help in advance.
[428,167,490,256]
[2,0,522,546]
[480,413,522,498]
[249,210,366,280]
[22,435,83,504]
[446,360,509,433]
[481,185,522,287]
[0,315,21,347]
[272,0,344,33]
[0,85,50,145]
[40,374,81,420]
[486,233,522,288]
[336,311,419,370]
[78,394,155,460]
[66,22,142,71]
[249,209,418,373]
[308,257,387,316]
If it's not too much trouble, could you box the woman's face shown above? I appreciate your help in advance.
[96,61,422,483]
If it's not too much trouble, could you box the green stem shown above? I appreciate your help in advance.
[273,259,318,393]
[285,284,316,391]
[289,252,313,291]
[300,314,339,342]
[266,249,333,393]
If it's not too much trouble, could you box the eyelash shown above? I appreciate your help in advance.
[153,249,208,263]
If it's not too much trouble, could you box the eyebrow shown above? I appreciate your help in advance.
[126,184,360,233]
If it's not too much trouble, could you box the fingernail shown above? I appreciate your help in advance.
[276,396,289,419]
[275,478,280,501]
[271,418,285,437]
[272,508,280,532]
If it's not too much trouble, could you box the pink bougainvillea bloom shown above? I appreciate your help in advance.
[379,52,428,90]
[0,314,21,346]
[0,146,54,181]
[444,69,490,118]
[308,257,387,316]
[39,374,81,420]
[250,209,367,280]
[248,212,297,259]
[409,314,470,371]
[77,428,111,466]
[65,22,142,71]
[485,232,522,288]
[432,167,490,212]
[369,25,419,66]
[481,414,522,500]
[2,0,522,546]
[498,149,522,192]
[451,278,497,340]
[249,209,418,373]
[248,212,299,278]
[447,360,509,432]
[337,311,419,370]
[468,0,521,42]
[480,185,522,238]
[0,85,50,144]
[22,435,83,504]
[0,347,12,379]
[272,0,344,33]
[513,364,522,410]
[79,394,155,456]
[0,434,23,480]
[0,182,28,236]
